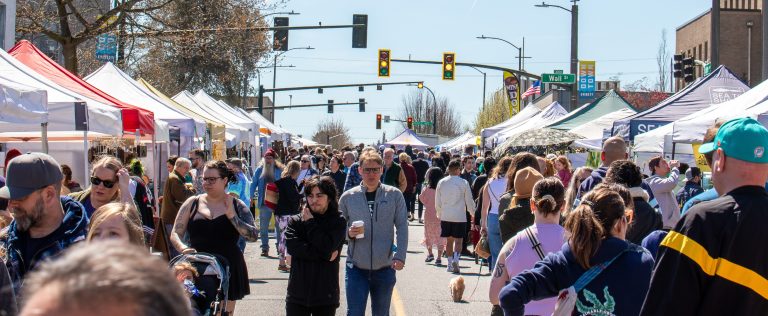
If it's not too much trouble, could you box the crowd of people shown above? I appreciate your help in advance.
[0,117,764,315]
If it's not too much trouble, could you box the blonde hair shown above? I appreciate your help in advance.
[87,202,145,247]
[359,151,383,166]
[92,156,123,176]
[398,153,412,164]
[282,160,301,178]
[173,261,199,279]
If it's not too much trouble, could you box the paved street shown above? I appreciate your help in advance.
[236,221,494,316]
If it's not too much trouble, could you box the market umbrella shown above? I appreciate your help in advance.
[493,128,584,157]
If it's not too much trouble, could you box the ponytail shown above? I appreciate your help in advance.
[564,187,626,269]
[532,177,565,216]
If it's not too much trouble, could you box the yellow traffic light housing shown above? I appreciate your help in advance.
[442,52,455,80]
[378,49,391,77]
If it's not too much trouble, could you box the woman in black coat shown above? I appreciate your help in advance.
[284,176,347,316]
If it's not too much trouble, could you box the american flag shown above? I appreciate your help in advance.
[521,80,541,99]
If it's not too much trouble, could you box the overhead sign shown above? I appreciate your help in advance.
[541,73,576,84]
[579,60,596,98]
[414,121,432,126]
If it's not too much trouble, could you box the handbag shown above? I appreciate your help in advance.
[264,182,279,211]
[552,244,643,316]
[475,232,491,259]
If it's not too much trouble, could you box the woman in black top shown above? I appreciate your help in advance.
[284,176,347,316]
[275,160,302,272]
[322,155,346,197]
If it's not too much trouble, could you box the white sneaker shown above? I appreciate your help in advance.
[446,259,454,272]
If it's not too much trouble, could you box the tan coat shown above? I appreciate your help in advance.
[161,171,195,224]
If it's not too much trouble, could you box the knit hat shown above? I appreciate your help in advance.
[4,149,21,169]
[513,167,543,199]
[264,148,276,158]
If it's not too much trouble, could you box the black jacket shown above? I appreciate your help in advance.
[275,177,301,216]
[626,196,662,244]
[322,170,346,197]
[499,198,534,243]
[641,185,768,315]
[412,159,430,184]
[284,210,347,307]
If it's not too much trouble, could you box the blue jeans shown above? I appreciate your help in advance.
[486,213,502,268]
[345,263,396,316]
[259,206,273,251]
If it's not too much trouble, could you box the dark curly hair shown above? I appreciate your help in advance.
[426,167,444,190]
[204,160,238,184]
[304,176,339,215]
[605,160,643,188]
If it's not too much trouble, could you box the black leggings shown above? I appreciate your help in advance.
[286,302,337,316]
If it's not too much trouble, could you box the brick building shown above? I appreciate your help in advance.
[676,0,762,90]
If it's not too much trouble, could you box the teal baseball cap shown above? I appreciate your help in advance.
[699,117,768,164]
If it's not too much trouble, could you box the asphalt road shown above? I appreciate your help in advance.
[235,221,494,316]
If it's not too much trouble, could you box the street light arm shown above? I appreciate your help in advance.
[535,2,571,12]
[261,10,300,19]
[476,35,520,50]
[275,46,315,58]
[467,65,486,75]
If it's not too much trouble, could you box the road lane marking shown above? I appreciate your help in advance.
[392,286,407,316]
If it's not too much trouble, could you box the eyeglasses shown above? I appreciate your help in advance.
[301,160,310,163]
[362,167,381,174]
[203,177,224,184]
[91,177,117,189]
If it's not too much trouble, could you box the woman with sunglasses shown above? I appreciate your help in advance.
[69,156,135,218]
[171,160,258,316]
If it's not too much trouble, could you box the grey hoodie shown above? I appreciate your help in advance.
[340,183,409,270]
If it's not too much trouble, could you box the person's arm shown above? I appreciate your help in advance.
[499,254,566,316]
[249,167,261,202]
[225,196,259,241]
[284,216,322,261]
[434,181,443,219]
[302,212,348,261]
[463,181,475,215]
[117,169,135,205]
[398,169,407,192]
[171,198,196,253]
[343,165,358,192]
[392,191,409,265]
[651,168,680,192]
[481,184,490,231]
[490,237,517,305]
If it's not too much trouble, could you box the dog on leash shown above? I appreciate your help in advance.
[449,276,465,302]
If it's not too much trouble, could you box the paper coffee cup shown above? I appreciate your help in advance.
[352,220,365,239]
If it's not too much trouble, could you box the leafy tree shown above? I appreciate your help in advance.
[472,88,512,134]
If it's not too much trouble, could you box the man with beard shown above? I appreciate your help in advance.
[250,149,283,257]
[0,153,89,295]
[188,149,206,195]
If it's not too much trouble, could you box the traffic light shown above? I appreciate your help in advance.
[352,14,368,48]
[376,114,382,129]
[407,116,414,129]
[273,17,289,51]
[328,100,334,114]
[417,82,424,89]
[683,57,695,83]
[673,54,683,78]
[442,52,455,80]
[378,49,390,77]
[359,98,365,112]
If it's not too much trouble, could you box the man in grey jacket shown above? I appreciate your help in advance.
[340,151,408,316]
[645,156,681,229]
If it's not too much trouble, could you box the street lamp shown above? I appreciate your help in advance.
[467,66,487,110]
[256,64,294,94]
[476,35,526,71]
[259,10,300,20]
[412,83,438,135]
[535,0,579,110]
[272,46,314,119]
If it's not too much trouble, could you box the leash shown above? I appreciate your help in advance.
[466,255,485,300]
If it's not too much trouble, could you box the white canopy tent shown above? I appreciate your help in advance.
[481,104,541,148]
[173,91,248,146]
[384,129,430,150]
[435,131,476,153]
[0,76,48,125]
[569,108,636,139]
[194,91,258,145]
[489,102,569,147]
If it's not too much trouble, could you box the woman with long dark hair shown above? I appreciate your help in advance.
[284,176,347,316]
[499,185,654,316]
[171,160,258,315]
[322,156,346,197]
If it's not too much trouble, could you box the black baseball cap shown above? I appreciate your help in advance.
[0,152,63,200]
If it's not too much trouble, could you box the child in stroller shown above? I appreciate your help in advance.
[171,253,230,316]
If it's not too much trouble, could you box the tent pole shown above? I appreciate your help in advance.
[83,130,88,189]
[41,123,48,154]
[152,135,159,216]
[671,142,676,160]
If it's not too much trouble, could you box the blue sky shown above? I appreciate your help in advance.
[260,0,711,144]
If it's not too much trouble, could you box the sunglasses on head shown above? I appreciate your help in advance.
[91,176,116,189]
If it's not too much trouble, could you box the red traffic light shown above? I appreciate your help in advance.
[377,114,382,120]
[444,54,454,63]
[407,117,413,123]
[380,51,389,60]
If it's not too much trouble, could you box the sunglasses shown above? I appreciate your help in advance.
[362,167,381,174]
[203,177,224,184]
[91,177,117,189]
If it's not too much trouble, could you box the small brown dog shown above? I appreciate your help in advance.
[449,276,465,302]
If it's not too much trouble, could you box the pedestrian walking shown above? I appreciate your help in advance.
[171,160,258,315]
[284,176,347,316]
[499,185,654,316]
[604,160,662,244]
[323,155,347,197]
[86,202,145,247]
[577,137,629,198]
[490,177,566,316]
[250,148,283,257]
[156,157,195,258]
[189,149,207,195]
[274,161,302,272]
[343,147,376,192]
[641,117,768,315]
[644,156,681,229]
[412,152,430,223]
[399,153,418,221]
[69,155,137,218]
[381,148,407,192]
[339,151,408,316]
[435,160,475,274]
[480,156,513,268]
[419,167,447,265]
[498,167,542,243]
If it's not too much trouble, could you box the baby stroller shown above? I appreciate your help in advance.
[170,252,230,316]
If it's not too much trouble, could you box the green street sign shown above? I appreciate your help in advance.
[414,121,432,126]
[554,69,564,74]
[541,73,576,84]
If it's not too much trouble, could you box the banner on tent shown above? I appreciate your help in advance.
[503,71,520,114]
[691,143,711,172]
[630,119,667,140]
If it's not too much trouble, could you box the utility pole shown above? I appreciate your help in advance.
[711,0,720,68]
[535,1,579,111]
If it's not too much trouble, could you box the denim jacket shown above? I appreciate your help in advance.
[0,196,89,295]
[343,162,362,193]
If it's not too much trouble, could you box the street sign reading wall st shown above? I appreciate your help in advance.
[541,73,576,84]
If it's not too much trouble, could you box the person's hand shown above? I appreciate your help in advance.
[330,250,339,261]
[472,224,480,231]
[391,259,404,270]
[669,160,680,168]
[224,196,236,219]
[182,247,197,254]
[302,206,314,221]
[348,226,363,238]
[117,168,131,190]
[480,226,487,236]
